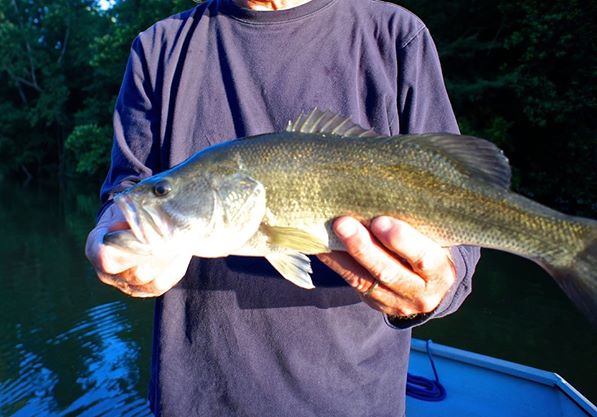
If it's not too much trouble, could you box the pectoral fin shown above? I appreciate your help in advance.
[261,224,329,254]
[266,253,315,289]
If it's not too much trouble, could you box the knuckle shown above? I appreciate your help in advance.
[348,242,369,261]
[136,282,163,298]
[387,219,406,238]
[97,272,115,286]
[377,305,395,315]
[93,245,118,274]
[121,285,137,297]
[95,256,112,274]
[354,281,368,293]
[361,278,378,294]
[415,295,441,313]
[375,263,399,285]
[153,275,174,292]
[412,250,441,274]
[393,305,418,317]
[345,273,367,292]
[412,252,430,272]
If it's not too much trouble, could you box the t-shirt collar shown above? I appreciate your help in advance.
[217,0,336,24]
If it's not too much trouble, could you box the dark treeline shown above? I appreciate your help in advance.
[0,0,595,215]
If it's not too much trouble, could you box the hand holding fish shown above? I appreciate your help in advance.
[85,204,192,297]
[318,216,456,318]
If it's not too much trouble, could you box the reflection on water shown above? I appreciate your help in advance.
[0,302,150,417]
[0,179,595,416]
[0,180,153,416]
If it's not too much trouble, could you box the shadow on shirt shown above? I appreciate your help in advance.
[176,255,362,310]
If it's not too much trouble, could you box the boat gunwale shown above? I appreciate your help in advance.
[410,338,596,416]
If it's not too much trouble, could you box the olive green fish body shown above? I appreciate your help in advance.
[207,132,594,262]
[104,109,597,323]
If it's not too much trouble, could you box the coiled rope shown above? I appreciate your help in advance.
[406,339,447,401]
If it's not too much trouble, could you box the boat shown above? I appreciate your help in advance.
[407,338,596,417]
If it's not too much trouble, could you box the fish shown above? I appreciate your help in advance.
[103,109,597,322]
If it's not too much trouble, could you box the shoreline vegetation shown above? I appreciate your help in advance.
[0,0,595,216]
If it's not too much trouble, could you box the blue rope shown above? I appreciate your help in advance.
[406,339,447,401]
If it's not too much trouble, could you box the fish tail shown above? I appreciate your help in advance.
[540,221,597,326]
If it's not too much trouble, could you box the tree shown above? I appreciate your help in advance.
[0,0,594,216]
[397,0,596,215]
[0,0,107,178]
[64,0,193,177]
[0,0,193,179]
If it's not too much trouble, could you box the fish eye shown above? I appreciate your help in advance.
[153,180,172,197]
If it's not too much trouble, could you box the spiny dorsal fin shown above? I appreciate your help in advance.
[402,134,512,188]
[286,108,378,138]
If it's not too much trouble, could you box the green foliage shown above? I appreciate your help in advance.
[0,0,108,177]
[0,0,594,215]
[397,0,596,215]
[0,0,194,180]
[64,123,112,176]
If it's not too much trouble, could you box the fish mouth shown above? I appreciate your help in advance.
[113,194,171,245]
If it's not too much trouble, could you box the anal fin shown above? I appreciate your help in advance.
[266,253,315,289]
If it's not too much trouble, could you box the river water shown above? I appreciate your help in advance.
[0,180,595,416]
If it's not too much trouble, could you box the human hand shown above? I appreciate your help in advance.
[317,216,456,318]
[85,204,192,297]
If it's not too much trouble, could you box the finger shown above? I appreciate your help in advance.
[100,273,165,297]
[92,241,146,275]
[86,216,146,276]
[332,216,424,290]
[317,251,374,293]
[137,251,192,288]
[358,282,424,317]
[104,255,190,297]
[97,265,153,287]
[99,256,188,297]
[370,217,455,280]
[317,251,423,315]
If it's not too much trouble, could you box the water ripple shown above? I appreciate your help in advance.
[0,301,151,417]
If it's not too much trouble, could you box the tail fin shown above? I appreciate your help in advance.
[541,228,597,326]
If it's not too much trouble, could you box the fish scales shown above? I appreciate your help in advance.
[214,132,588,261]
[103,109,597,324]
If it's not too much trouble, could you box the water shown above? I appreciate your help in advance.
[0,180,595,416]
[0,180,154,416]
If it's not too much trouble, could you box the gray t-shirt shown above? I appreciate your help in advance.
[100,0,479,415]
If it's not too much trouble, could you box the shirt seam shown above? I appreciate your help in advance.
[400,25,426,50]
[369,0,427,49]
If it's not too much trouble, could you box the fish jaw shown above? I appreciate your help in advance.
[113,193,170,246]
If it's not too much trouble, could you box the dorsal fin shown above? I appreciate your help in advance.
[402,134,512,188]
[286,108,378,138]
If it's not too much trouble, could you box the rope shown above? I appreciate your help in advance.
[406,339,447,401]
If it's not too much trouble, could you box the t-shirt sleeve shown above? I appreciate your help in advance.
[387,27,481,329]
[97,35,160,220]
[396,26,459,135]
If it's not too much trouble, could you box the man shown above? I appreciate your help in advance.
[86,0,480,415]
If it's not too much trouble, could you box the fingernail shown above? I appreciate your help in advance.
[335,217,358,238]
[373,217,392,233]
